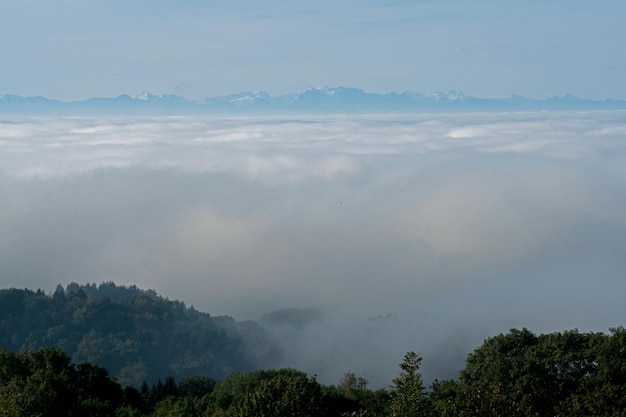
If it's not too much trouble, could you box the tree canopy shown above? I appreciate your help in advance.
[0,283,269,386]
[1,283,626,416]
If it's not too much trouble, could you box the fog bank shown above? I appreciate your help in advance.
[2,112,625,385]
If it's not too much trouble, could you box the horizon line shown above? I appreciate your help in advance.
[2,87,626,103]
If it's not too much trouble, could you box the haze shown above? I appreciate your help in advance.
[2,1,626,100]
[1,112,626,385]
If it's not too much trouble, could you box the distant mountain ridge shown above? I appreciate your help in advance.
[2,87,626,115]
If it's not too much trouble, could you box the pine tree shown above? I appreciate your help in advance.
[389,351,427,417]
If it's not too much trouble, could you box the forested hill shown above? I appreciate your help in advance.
[2,283,626,416]
[0,283,274,387]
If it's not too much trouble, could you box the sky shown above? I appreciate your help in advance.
[2,0,626,100]
[1,112,626,384]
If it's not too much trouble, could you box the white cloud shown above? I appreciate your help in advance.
[1,112,626,324]
[3,112,624,179]
[2,111,626,384]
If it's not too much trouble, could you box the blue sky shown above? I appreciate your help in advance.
[2,0,625,100]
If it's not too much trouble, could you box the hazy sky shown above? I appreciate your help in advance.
[2,0,626,100]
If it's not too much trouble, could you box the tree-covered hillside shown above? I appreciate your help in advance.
[1,328,626,417]
[2,283,626,416]
[0,283,273,387]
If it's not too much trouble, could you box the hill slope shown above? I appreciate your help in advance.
[0,282,274,386]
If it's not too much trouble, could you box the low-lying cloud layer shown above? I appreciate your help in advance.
[2,111,626,385]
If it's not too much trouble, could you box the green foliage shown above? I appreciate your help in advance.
[0,347,124,417]
[389,351,427,417]
[152,396,203,417]
[429,379,463,417]
[0,283,264,387]
[458,327,626,417]
[0,381,21,417]
[2,282,626,417]
[331,372,390,417]
[235,371,323,417]
[206,368,303,414]
[460,328,542,416]
[178,375,216,398]
[339,372,369,401]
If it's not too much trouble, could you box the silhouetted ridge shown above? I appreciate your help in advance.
[2,88,625,114]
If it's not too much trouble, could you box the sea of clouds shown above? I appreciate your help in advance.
[1,111,626,385]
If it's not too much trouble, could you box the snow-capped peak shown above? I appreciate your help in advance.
[431,91,466,101]
[135,91,150,101]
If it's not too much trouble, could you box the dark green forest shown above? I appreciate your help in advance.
[0,283,272,387]
[1,283,626,416]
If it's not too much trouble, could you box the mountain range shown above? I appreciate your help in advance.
[2,87,626,115]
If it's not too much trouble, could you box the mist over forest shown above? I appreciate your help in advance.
[1,111,626,386]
